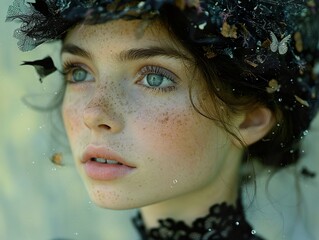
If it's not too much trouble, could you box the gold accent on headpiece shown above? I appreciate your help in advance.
[221,22,238,39]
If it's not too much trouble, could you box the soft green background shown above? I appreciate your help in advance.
[1,1,318,239]
[0,1,138,239]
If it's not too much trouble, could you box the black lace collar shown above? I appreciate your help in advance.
[132,200,264,240]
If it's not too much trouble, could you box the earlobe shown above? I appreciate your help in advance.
[236,107,275,147]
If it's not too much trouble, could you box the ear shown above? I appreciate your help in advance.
[235,107,275,147]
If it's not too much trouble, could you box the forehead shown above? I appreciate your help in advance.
[63,19,185,54]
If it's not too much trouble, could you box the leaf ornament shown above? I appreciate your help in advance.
[175,0,200,10]
[203,45,217,59]
[270,32,291,55]
[266,79,281,93]
[221,22,238,39]
[244,59,258,68]
[295,95,310,107]
[294,32,304,53]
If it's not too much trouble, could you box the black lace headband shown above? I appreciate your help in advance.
[6,0,319,144]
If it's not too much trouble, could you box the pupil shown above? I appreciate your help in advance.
[146,74,163,87]
[73,69,87,82]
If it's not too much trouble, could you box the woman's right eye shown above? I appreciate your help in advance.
[63,64,94,83]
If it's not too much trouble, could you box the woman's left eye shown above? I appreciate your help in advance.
[137,66,177,92]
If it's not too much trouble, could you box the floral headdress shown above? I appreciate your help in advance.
[6,0,319,153]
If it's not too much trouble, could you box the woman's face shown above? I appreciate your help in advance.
[62,19,242,209]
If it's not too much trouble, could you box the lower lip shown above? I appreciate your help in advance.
[84,161,135,181]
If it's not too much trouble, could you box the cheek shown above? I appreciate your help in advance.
[62,96,85,143]
[133,107,219,172]
[128,106,228,200]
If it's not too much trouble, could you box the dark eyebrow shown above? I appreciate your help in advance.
[118,46,192,62]
[61,44,192,63]
[61,44,93,60]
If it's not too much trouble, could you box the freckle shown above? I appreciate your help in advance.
[95,190,106,202]
[159,116,169,124]
[105,191,120,202]
[126,197,134,202]
[161,133,167,137]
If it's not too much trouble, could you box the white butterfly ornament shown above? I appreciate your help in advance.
[270,32,291,55]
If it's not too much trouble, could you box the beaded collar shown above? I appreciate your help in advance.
[132,201,264,240]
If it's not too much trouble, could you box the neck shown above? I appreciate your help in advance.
[140,149,242,229]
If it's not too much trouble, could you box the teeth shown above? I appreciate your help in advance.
[94,158,107,163]
[92,158,122,165]
[106,159,122,165]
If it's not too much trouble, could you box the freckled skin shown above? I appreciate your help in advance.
[62,20,244,227]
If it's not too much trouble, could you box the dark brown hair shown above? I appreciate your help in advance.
[158,6,302,168]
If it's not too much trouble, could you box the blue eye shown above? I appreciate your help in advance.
[63,63,94,83]
[146,74,171,87]
[72,68,89,82]
[138,66,177,92]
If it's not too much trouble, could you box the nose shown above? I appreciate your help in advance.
[83,90,124,133]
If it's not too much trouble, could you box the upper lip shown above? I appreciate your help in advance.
[82,144,135,168]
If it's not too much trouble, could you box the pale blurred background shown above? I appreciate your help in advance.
[1,1,318,240]
[0,0,138,239]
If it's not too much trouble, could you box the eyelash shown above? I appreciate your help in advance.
[62,61,178,93]
[137,65,178,93]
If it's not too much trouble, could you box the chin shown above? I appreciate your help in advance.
[84,183,140,210]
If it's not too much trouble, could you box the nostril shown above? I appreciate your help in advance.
[83,106,122,132]
[98,124,111,130]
